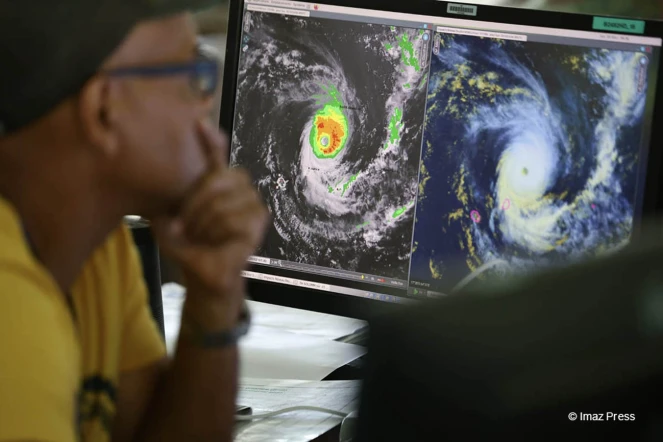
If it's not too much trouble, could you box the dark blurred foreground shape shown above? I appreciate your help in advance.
[356,225,663,441]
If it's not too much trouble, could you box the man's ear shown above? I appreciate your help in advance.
[77,75,120,158]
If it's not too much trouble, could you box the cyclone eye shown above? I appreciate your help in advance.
[410,34,647,294]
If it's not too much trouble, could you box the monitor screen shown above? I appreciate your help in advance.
[227,0,663,303]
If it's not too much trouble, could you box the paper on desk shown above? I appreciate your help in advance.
[240,324,365,380]
[247,300,367,341]
[162,283,367,341]
[162,283,367,380]
[162,283,186,355]
[235,378,361,442]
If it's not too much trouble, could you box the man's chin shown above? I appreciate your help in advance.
[140,193,184,222]
[167,177,200,216]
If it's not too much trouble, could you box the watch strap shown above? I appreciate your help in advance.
[182,303,251,348]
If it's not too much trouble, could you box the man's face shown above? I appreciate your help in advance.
[105,14,217,216]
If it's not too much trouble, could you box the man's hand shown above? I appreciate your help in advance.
[130,122,264,442]
[152,120,269,323]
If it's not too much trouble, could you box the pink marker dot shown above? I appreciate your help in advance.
[502,199,511,211]
[470,210,481,223]
[591,204,596,209]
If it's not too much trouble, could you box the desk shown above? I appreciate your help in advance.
[299,331,366,441]
[162,283,367,442]
[232,336,366,441]
[312,426,341,442]
[235,378,361,441]
[311,355,365,441]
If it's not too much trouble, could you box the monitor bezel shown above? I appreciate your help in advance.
[220,0,663,319]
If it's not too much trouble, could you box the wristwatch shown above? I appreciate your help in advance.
[181,302,251,348]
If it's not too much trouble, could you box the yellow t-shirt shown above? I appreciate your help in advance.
[0,197,167,442]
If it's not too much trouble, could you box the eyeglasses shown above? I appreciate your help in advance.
[104,45,221,97]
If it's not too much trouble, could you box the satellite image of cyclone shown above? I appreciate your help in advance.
[410,34,651,292]
[231,12,429,279]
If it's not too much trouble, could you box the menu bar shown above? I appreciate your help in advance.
[245,0,662,46]
[437,26,527,42]
[246,4,310,17]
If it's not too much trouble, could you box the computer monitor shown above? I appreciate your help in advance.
[220,0,663,318]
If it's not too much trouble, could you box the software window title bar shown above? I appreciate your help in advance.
[247,4,310,17]
[244,0,662,46]
[437,26,527,42]
[241,270,412,303]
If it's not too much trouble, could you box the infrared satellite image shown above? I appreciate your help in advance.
[231,12,429,279]
[410,34,650,292]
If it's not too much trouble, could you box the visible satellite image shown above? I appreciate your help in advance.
[410,34,650,291]
[231,12,429,279]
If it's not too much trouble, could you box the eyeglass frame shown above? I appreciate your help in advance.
[103,44,222,98]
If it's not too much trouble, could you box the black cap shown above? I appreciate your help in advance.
[0,0,221,136]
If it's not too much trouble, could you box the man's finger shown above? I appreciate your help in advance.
[180,171,240,224]
[187,191,259,239]
[191,197,266,243]
[198,119,229,171]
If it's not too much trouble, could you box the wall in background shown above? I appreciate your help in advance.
[195,3,230,35]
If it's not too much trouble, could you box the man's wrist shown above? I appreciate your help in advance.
[180,302,250,349]
[183,293,244,331]
[181,273,246,329]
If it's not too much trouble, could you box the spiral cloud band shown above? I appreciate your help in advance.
[231,13,428,279]
[410,35,650,291]
[230,11,654,294]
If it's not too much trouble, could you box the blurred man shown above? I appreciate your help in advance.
[0,1,268,442]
